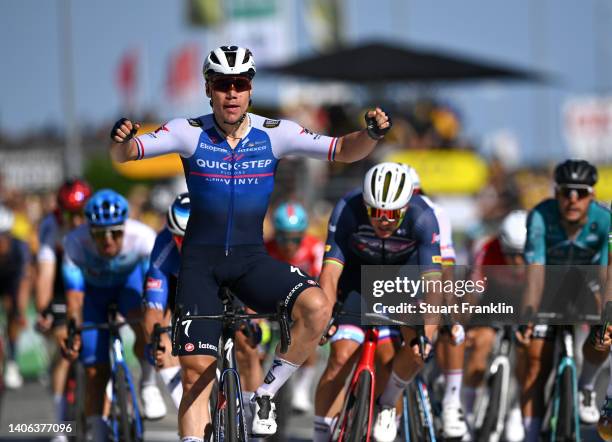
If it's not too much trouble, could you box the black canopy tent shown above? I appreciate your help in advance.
[264,41,543,83]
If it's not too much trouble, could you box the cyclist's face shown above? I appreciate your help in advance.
[366,204,406,239]
[207,75,252,125]
[556,185,593,223]
[90,225,125,258]
[275,232,303,258]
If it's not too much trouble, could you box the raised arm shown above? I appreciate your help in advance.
[110,118,141,163]
[334,108,391,163]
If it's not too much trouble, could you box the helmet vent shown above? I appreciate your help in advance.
[210,53,220,65]
[382,171,392,202]
[393,173,406,202]
[370,170,377,198]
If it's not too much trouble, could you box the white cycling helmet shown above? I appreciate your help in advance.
[499,210,528,254]
[0,205,15,233]
[363,162,415,210]
[406,165,421,190]
[203,45,256,79]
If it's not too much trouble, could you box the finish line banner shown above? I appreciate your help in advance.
[358,265,608,326]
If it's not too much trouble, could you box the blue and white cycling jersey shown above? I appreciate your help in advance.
[134,113,338,249]
[62,219,156,290]
[144,227,180,310]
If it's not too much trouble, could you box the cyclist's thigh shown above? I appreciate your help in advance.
[175,247,222,358]
[81,286,115,366]
[233,252,318,316]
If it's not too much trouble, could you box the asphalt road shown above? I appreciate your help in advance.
[0,363,608,441]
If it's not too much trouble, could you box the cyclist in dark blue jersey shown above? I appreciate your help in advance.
[143,193,190,411]
[110,45,391,440]
[313,162,442,442]
[517,159,610,441]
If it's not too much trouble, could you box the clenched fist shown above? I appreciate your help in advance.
[364,107,392,140]
[110,118,140,143]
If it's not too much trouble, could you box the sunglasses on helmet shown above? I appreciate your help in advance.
[90,225,125,241]
[210,76,252,93]
[366,206,407,222]
[556,185,593,200]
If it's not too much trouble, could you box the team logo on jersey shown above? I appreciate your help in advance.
[146,277,163,290]
[263,119,281,128]
[307,279,318,286]
[155,124,169,133]
[325,244,332,252]
[184,343,195,352]
[432,255,442,264]
[188,118,202,127]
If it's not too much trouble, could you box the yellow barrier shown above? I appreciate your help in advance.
[386,150,489,194]
[595,165,612,201]
[112,124,184,179]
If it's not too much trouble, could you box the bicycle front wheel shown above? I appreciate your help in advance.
[346,371,373,442]
[113,365,133,442]
[557,367,575,441]
[477,366,504,442]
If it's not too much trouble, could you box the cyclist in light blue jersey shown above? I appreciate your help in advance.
[61,189,165,441]
[110,45,391,440]
[517,160,610,441]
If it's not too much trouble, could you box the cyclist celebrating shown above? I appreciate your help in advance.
[0,204,31,390]
[267,202,324,413]
[517,159,610,441]
[36,178,91,430]
[143,192,191,410]
[109,45,390,440]
[313,162,441,442]
[61,189,162,441]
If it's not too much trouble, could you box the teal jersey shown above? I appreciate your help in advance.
[525,199,610,265]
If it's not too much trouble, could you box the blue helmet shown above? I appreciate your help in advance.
[84,189,129,227]
[167,193,191,236]
[273,202,308,233]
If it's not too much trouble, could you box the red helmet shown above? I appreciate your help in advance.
[57,178,92,213]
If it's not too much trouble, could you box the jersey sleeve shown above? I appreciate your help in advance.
[144,266,170,310]
[37,217,57,263]
[524,209,547,264]
[413,209,442,275]
[133,119,197,160]
[323,198,355,268]
[270,119,339,161]
[62,235,85,292]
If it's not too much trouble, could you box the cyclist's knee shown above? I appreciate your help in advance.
[180,355,216,386]
[294,287,332,331]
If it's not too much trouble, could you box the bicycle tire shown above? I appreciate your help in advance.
[402,384,422,442]
[477,367,503,442]
[346,371,373,442]
[223,373,239,441]
[113,365,134,442]
[557,367,574,441]
[71,363,87,442]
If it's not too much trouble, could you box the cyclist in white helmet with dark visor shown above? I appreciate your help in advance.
[314,162,442,442]
[110,45,391,440]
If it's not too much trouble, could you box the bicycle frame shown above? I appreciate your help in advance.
[335,327,378,442]
[549,326,581,442]
[108,316,144,441]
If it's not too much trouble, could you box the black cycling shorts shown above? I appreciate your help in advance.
[175,245,319,357]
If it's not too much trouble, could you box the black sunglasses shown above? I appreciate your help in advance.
[211,76,252,93]
[557,185,592,200]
